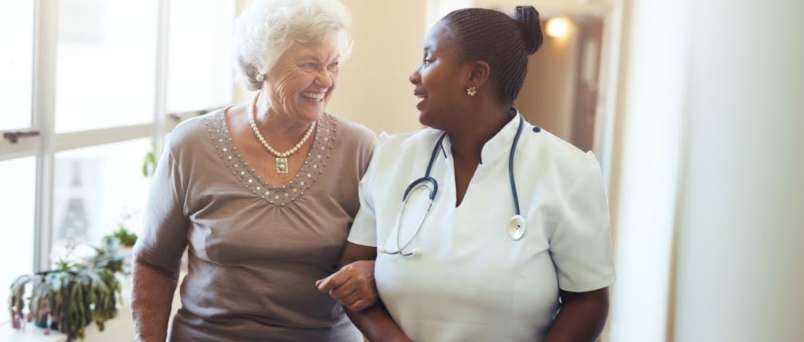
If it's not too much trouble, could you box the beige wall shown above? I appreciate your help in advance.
[469,0,599,143]
[515,20,580,140]
[235,0,427,134]
[472,0,612,19]
[326,0,427,134]
[237,0,596,137]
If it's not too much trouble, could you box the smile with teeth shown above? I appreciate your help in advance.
[302,91,326,102]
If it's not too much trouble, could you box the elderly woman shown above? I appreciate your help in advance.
[131,1,377,341]
[319,6,614,342]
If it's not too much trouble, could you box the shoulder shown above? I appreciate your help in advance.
[328,113,377,150]
[164,107,225,155]
[359,128,441,187]
[374,127,442,156]
[362,128,442,175]
[522,119,602,185]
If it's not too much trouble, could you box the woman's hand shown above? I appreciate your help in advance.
[316,260,378,312]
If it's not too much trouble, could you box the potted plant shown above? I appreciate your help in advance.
[105,225,138,249]
[8,240,124,341]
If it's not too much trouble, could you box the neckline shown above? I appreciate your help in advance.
[205,109,338,206]
[441,112,523,166]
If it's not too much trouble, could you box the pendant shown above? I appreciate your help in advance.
[276,157,289,174]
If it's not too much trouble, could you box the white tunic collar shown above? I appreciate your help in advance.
[442,110,523,166]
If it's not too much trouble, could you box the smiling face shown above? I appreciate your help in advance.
[409,22,470,129]
[264,31,341,122]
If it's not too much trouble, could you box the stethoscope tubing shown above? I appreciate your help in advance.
[383,115,525,256]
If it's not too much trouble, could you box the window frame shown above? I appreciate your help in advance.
[0,0,230,273]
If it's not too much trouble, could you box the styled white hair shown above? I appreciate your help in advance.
[234,0,352,91]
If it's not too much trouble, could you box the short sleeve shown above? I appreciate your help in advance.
[550,152,615,292]
[347,134,387,247]
[133,141,190,274]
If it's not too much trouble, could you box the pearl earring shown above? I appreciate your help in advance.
[255,73,264,82]
[466,86,477,97]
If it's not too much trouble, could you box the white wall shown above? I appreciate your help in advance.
[608,0,804,341]
[606,0,689,340]
[671,0,804,340]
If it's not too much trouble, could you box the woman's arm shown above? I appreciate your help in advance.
[131,260,180,342]
[317,242,412,342]
[545,288,610,342]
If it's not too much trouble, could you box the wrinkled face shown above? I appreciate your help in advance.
[265,32,341,122]
[409,22,467,129]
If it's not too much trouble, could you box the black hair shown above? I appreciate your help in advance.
[442,6,543,105]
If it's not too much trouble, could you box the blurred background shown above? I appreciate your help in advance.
[1,0,802,341]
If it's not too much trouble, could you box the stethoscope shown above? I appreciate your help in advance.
[380,115,526,257]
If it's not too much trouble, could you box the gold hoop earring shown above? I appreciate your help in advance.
[466,86,477,97]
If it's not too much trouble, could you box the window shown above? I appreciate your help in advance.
[52,139,151,250]
[0,2,34,131]
[0,158,37,323]
[55,0,158,132]
[0,1,236,325]
[167,0,235,113]
[0,2,36,321]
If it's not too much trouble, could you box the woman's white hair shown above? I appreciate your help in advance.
[234,0,352,90]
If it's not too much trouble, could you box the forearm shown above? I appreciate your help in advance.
[345,302,411,342]
[131,260,179,342]
[333,243,410,341]
[545,289,609,342]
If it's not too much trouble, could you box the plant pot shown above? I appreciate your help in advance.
[34,316,58,330]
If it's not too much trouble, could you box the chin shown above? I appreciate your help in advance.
[296,105,325,122]
[417,111,439,129]
[302,111,323,122]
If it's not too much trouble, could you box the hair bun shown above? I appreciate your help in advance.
[513,6,543,54]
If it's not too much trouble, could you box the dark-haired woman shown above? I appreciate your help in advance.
[317,6,614,342]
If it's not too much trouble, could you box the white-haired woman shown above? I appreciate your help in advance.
[131,1,377,341]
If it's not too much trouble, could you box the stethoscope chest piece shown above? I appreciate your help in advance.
[508,215,526,241]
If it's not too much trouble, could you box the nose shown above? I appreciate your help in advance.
[315,69,334,88]
[409,68,421,85]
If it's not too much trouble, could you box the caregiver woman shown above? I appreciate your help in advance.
[319,6,615,342]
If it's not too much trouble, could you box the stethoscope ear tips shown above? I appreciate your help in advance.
[509,215,526,241]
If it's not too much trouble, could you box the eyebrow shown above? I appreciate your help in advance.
[297,54,341,62]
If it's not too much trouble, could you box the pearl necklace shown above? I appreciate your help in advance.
[248,93,316,174]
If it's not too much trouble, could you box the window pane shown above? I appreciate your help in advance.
[55,0,158,132]
[167,0,235,112]
[52,139,151,252]
[0,2,34,130]
[0,158,36,323]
